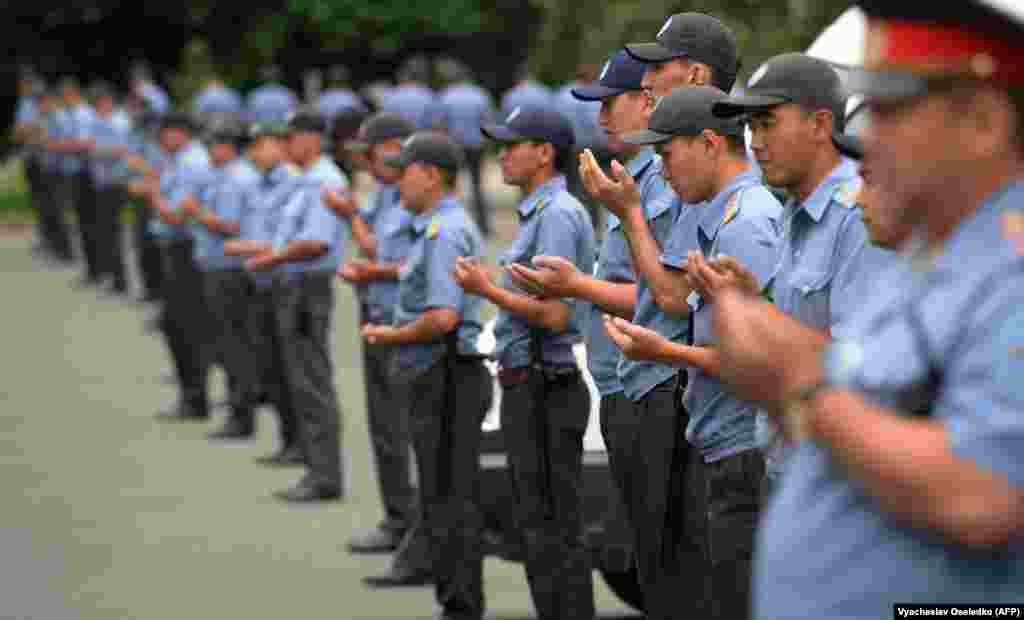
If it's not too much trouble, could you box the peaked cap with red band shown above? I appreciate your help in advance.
[849,0,1024,100]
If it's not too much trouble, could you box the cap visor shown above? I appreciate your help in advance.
[480,123,526,144]
[844,67,928,102]
[831,131,864,160]
[622,128,676,146]
[711,94,789,118]
[624,42,679,63]
[571,83,627,101]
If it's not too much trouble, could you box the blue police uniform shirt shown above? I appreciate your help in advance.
[139,82,170,115]
[192,157,260,271]
[754,182,1024,619]
[245,83,299,124]
[58,102,96,175]
[317,88,367,120]
[554,83,607,152]
[150,140,211,241]
[15,97,37,125]
[381,84,436,130]
[756,158,892,476]
[683,170,783,463]
[617,158,684,402]
[494,176,596,370]
[360,184,413,324]
[193,84,243,116]
[500,80,553,116]
[88,111,133,188]
[273,156,350,274]
[585,149,658,396]
[433,83,494,149]
[392,196,486,377]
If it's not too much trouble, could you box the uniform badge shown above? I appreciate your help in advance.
[284,162,301,176]
[427,216,441,240]
[1003,209,1024,255]
[833,179,862,209]
[722,193,740,227]
[536,199,548,213]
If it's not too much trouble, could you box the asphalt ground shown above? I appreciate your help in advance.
[0,169,638,619]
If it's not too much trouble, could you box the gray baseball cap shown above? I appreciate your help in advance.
[383,131,463,173]
[713,53,845,124]
[625,13,739,84]
[623,85,743,145]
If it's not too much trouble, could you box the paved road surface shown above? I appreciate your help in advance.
[0,231,637,620]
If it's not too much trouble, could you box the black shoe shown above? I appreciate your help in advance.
[347,526,405,554]
[273,480,342,503]
[363,566,434,588]
[254,446,304,467]
[207,420,255,440]
[155,402,209,422]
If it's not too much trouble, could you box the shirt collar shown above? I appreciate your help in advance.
[699,169,760,240]
[174,141,202,165]
[518,175,567,219]
[626,148,657,180]
[412,195,459,235]
[790,157,859,223]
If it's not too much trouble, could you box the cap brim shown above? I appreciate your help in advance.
[622,128,676,146]
[624,42,680,63]
[711,94,789,118]
[831,131,864,160]
[571,83,628,101]
[481,123,527,144]
[844,67,928,102]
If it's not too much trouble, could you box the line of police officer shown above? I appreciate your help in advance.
[13,1,1024,616]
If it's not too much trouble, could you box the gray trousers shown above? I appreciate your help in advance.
[203,269,252,421]
[273,273,343,490]
[244,282,299,447]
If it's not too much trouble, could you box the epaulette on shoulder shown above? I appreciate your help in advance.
[832,179,863,209]
[722,191,741,227]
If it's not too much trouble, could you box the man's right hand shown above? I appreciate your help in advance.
[579,149,641,219]
[323,188,357,218]
[506,255,581,299]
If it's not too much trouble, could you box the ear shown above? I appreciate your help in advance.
[961,88,1015,159]
[691,62,712,87]
[539,142,556,168]
[813,109,835,142]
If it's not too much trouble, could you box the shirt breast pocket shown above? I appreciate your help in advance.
[790,269,833,331]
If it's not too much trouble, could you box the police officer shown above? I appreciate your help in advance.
[123,106,168,304]
[576,13,740,619]
[711,53,889,480]
[316,65,367,128]
[601,86,785,620]
[456,105,596,620]
[500,66,553,116]
[327,113,419,553]
[244,111,348,502]
[706,1,1024,616]
[130,63,170,115]
[192,74,243,117]
[184,116,262,439]
[554,62,610,231]
[246,65,299,124]
[149,112,215,421]
[381,57,435,130]
[360,132,492,620]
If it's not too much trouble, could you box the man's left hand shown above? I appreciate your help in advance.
[453,257,494,296]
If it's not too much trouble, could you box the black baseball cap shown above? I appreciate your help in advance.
[349,112,415,152]
[624,86,743,145]
[831,97,867,160]
[383,131,463,173]
[481,105,574,150]
[286,111,327,135]
[571,50,646,101]
[625,13,739,79]
[712,53,845,124]
[205,116,248,146]
[160,111,195,132]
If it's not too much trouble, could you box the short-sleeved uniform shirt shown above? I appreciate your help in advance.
[500,81,554,116]
[392,196,486,377]
[245,83,299,124]
[193,85,243,116]
[360,184,413,324]
[381,84,436,130]
[57,102,96,176]
[682,171,783,462]
[192,157,260,271]
[754,182,1024,619]
[273,156,350,276]
[494,176,596,370]
[238,163,303,288]
[432,83,494,149]
[150,140,211,242]
[88,111,133,188]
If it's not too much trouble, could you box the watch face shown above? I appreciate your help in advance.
[823,339,865,387]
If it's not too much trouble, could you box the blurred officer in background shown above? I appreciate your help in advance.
[382,56,435,130]
[555,62,610,232]
[458,105,596,620]
[130,61,170,115]
[192,73,243,117]
[361,132,492,620]
[500,65,553,116]
[317,64,368,129]
[246,65,299,124]
[329,106,371,180]
[123,104,168,304]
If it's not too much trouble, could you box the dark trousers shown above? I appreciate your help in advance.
[502,368,595,620]
[598,390,638,526]
[626,378,707,620]
[31,165,74,261]
[203,270,253,425]
[689,448,764,620]
[94,184,128,290]
[408,355,492,620]
[273,273,343,490]
[71,171,102,281]
[49,173,78,261]
[463,147,491,237]
[133,205,164,300]
[160,240,211,411]
[245,283,299,447]
[360,319,416,531]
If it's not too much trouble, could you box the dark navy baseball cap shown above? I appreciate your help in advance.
[571,50,647,101]
[481,105,575,150]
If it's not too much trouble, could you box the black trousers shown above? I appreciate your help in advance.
[203,270,253,423]
[93,184,128,290]
[160,240,212,411]
[244,282,299,447]
[463,147,491,237]
[502,368,595,620]
[625,378,707,620]
[71,171,102,281]
[599,390,638,526]
[32,165,74,261]
[407,355,492,620]
[689,448,764,620]
[133,205,164,300]
[360,314,416,531]
[273,273,343,490]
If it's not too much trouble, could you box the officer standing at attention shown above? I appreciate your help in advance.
[710,53,887,480]
[704,1,1024,616]
[148,112,215,422]
[192,73,243,117]
[182,117,262,440]
[503,49,668,607]
[326,113,420,554]
[122,106,168,304]
[360,132,492,620]
[244,111,348,502]
[576,13,740,619]
[246,65,299,124]
[599,86,784,620]
[455,105,596,620]
[382,57,436,130]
